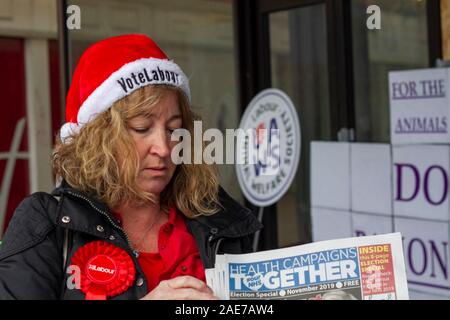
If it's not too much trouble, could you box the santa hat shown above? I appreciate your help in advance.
[60,34,191,142]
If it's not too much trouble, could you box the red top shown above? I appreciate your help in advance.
[114,206,206,292]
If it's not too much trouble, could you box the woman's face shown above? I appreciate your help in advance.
[127,90,182,196]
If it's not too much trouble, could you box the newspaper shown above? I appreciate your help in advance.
[206,233,409,300]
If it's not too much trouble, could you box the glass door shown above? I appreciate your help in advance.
[239,0,353,249]
[269,4,332,247]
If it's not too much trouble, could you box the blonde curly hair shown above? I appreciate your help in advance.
[53,85,220,217]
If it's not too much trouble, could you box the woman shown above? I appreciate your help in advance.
[0,34,262,300]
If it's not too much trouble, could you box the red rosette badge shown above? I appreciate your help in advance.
[70,241,136,300]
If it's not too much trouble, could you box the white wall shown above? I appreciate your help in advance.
[311,141,450,300]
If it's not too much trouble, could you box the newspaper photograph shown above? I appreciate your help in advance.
[206,233,409,300]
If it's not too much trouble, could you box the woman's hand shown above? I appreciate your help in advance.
[140,276,219,300]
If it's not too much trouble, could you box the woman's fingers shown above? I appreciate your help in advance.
[171,288,218,300]
[142,284,218,300]
[166,276,212,293]
[140,276,219,300]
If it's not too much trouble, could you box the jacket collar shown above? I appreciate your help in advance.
[188,187,263,240]
[52,181,262,240]
[52,181,121,240]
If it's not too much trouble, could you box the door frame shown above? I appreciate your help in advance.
[233,0,442,250]
[233,0,355,250]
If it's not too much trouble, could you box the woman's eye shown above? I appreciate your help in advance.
[133,128,149,134]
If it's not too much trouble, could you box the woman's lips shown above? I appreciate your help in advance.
[143,167,167,175]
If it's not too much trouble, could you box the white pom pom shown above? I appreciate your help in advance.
[59,122,81,144]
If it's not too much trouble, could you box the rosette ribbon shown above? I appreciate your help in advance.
[69,241,136,300]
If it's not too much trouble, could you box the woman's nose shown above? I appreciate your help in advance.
[149,129,170,158]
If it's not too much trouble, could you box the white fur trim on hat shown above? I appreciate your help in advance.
[60,57,190,143]
[60,122,81,143]
[78,57,190,126]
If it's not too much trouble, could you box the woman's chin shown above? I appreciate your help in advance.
[138,181,168,196]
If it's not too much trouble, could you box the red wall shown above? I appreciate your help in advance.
[0,38,61,233]
[49,40,62,143]
[0,38,29,233]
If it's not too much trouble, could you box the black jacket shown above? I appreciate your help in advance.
[0,183,262,300]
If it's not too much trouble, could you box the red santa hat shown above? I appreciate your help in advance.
[60,34,191,142]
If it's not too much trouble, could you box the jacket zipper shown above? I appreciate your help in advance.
[66,190,134,252]
[207,234,224,267]
[213,238,224,257]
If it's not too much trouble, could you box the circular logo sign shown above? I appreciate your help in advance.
[86,254,118,284]
[235,89,301,207]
